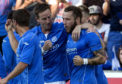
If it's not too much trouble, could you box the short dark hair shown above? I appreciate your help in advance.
[7,10,14,19]
[64,6,82,22]
[79,5,89,16]
[34,3,50,18]
[12,9,30,27]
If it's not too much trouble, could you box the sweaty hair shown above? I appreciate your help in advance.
[64,5,82,23]
[12,9,30,27]
[34,3,50,18]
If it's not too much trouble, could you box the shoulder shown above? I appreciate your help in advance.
[2,36,9,45]
[30,26,40,33]
[22,31,38,44]
[83,31,100,42]
[101,23,110,31]
[81,29,97,37]
[52,22,65,31]
[102,23,110,28]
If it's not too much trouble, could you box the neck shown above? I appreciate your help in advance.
[95,21,103,29]
[41,27,51,34]
[18,26,29,36]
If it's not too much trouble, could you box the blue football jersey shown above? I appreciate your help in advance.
[95,65,108,84]
[31,22,70,82]
[2,32,20,84]
[94,32,108,84]
[66,29,102,84]
[16,30,44,84]
[0,52,6,78]
[0,0,16,36]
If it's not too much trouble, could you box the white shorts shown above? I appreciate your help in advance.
[44,81,66,84]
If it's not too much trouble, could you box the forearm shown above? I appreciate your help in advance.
[103,1,110,16]
[88,55,106,65]
[50,4,59,20]
[73,54,106,66]
[88,49,106,65]
[14,0,33,10]
[81,24,89,29]
[5,62,28,81]
[7,30,18,53]
[14,0,23,10]
[81,23,93,29]
[15,3,29,10]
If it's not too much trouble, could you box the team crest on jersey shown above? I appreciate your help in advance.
[51,36,57,42]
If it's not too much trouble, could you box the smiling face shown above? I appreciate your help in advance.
[63,11,76,33]
[37,9,52,31]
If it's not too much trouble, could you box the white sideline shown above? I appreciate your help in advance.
[104,70,122,78]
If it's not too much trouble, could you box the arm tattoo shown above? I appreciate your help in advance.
[88,49,106,65]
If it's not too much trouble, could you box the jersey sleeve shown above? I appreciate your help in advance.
[19,39,35,65]
[86,32,102,52]
[0,52,6,78]
[2,37,14,71]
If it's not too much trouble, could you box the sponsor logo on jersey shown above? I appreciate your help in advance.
[66,48,78,55]
[51,36,57,43]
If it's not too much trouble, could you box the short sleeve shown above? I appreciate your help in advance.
[86,32,102,52]
[2,37,14,70]
[20,40,35,65]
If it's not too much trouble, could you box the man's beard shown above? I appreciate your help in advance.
[94,19,100,25]
[42,23,52,31]
[69,22,77,34]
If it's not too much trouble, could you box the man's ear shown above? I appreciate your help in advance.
[13,20,17,25]
[76,17,81,25]
[35,17,40,23]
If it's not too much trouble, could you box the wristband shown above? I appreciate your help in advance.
[83,58,88,65]
[41,47,45,54]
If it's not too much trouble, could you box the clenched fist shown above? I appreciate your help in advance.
[73,55,83,66]
[43,40,52,51]
[5,19,13,32]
